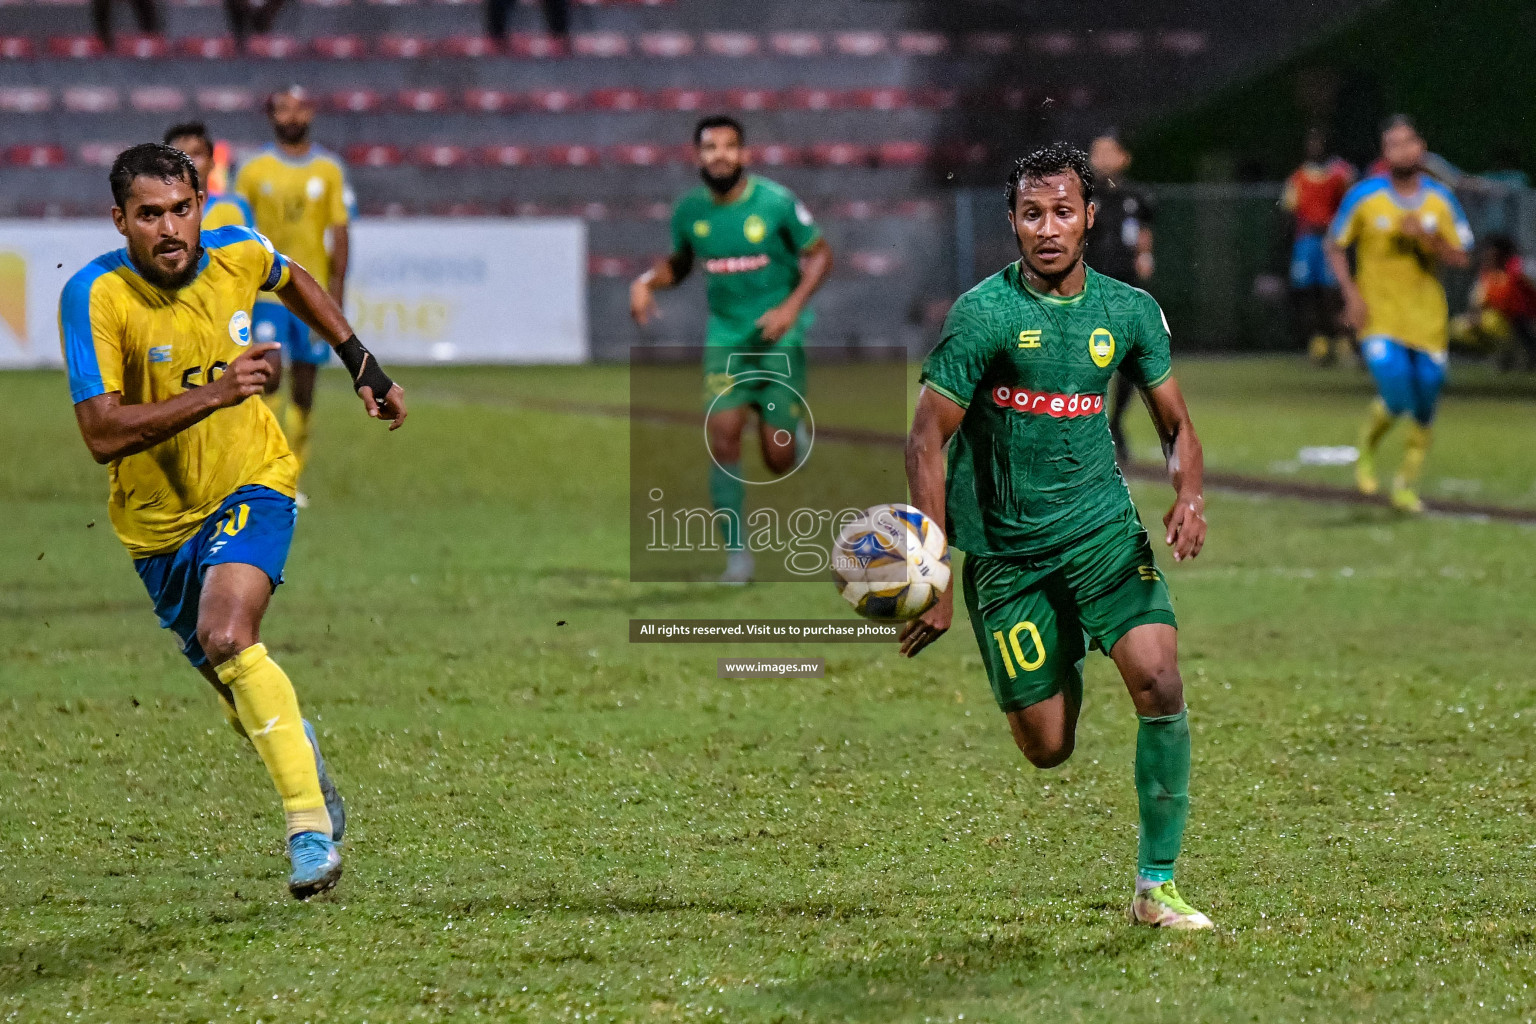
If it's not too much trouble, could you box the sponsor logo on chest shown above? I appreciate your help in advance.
[991,385,1104,419]
[705,253,771,275]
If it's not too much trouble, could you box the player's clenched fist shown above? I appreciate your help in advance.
[216,342,280,405]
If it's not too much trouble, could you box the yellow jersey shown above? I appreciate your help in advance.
[233,145,352,298]
[1329,174,1473,353]
[59,226,298,559]
[202,191,254,230]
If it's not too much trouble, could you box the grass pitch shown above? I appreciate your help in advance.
[3,358,1536,1023]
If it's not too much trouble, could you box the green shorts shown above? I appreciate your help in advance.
[702,340,807,432]
[961,506,1177,713]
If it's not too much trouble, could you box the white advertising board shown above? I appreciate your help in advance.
[0,218,588,367]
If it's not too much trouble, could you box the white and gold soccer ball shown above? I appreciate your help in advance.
[831,504,951,620]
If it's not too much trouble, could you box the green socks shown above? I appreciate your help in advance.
[1135,708,1190,884]
[708,461,745,550]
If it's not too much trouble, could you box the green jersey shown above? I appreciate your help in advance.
[670,175,821,347]
[920,263,1173,557]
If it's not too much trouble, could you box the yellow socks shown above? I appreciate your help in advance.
[215,643,331,838]
[1359,399,1395,454]
[282,403,313,479]
[1396,422,1432,491]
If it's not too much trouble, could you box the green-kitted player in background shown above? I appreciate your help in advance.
[631,116,834,583]
[904,143,1214,929]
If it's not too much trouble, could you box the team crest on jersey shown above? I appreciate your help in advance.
[228,310,252,346]
[1088,328,1115,368]
[743,215,767,244]
[694,220,711,238]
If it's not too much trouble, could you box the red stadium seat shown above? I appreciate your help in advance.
[130,86,187,113]
[480,144,537,167]
[431,201,488,216]
[965,32,1015,56]
[895,31,947,56]
[1065,85,1093,108]
[411,144,469,167]
[441,35,499,57]
[849,251,898,276]
[396,88,451,113]
[572,31,628,57]
[1031,31,1077,55]
[751,143,801,167]
[246,34,305,58]
[114,33,168,58]
[655,88,713,111]
[828,199,880,220]
[588,255,635,278]
[783,87,840,111]
[876,140,930,166]
[343,143,403,167]
[571,201,611,220]
[360,200,411,216]
[196,86,255,111]
[808,142,870,167]
[47,35,106,58]
[329,88,383,113]
[722,88,776,112]
[1160,30,1207,55]
[300,0,351,7]
[20,201,89,218]
[981,85,1030,111]
[78,142,124,166]
[501,199,552,216]
[703,31,757,57]
[0,37,35,59]
[589,88,647,112]
[0,87,51,113]
[366,0,416,7]
[463,88,518,113]
[637,200,670,221]
[833,31,886,56]
[63,85,119,113]
[312,35,367,58]
[849,88,909,111]
[378,34,434,58]
[1096,30,1142,55]
[610,143,666,166]
[546,144,600,167]
[432,0,476,6]
[637,31,692,57]
[527,88,581,112]
[179,35,237,58]
[7,144,67,168]
[893,198,943,219]
[769,31,821,57]
[506,33,566,58]
[939,140,992,166]
[911,86,959,110]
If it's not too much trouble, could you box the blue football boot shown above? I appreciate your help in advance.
[287,831,342,900]
[303,719,346,843]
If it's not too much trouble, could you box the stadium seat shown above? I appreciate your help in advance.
[7,144,67,167]
[1031,31,1078,55]
[378,34,434,58]
[411,144,469,167]
[344,143,403,166]
[1097,30,1142,54]
[546,144,600,167]
[876,140,929,166]
[312,35,368,58]
[849,88,909,111]
[48,36,106,58]
[610,143,666,166]
[130,86,187,113]
[0,87,51,114]
[197,86,255,111]
[1160,30,1207,55]
[722,88,776,112]
[464,88,518,112]
[441,34,499,57]
[0,37,35,59]
[808,142,871,167]
[703,31,757,57]
[78,141,122,166]
[769,31,821,57]
[506,33,566,58]
[366,0,417,7]
[833,31,887,56]
[527,88,582,112]
[912,86,959,110]
[655,88,714,111]
[828,199,879,220]
[480,143,536,166]
[939,140,992,166]
[501,198,552,216]
[397,88,451,113]
[783,88,841,112]
[589,88,647,112]
[114,33,169,58]
[330,88,383,112]
[588,255,635,277]
[300,0,352,7]
[572,200,610,220]
[63,86,120,114]
[360,201,413,217]
[573,31,629,57]
[636,200,670,221]
[849,251,898,276]
[965,32,1015,56]
[892,198,943,219]
[179,36,238,59]
[637,31,693,57]
[895,31,947,56]
[244,34,304,58]
[430,200,487,216]
[751,143,800,166]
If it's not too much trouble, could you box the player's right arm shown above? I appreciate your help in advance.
[630,204,696,325]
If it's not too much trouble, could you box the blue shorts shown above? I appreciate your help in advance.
[254,301,329,366]
[1361,336,1447,426]
[133,485,297,668]
[1290,233,1336,288]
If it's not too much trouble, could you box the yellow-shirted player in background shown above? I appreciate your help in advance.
[1327,115,1472,513]
[165,121,253,231]
[234,86,354,502]
[60,143,406,899]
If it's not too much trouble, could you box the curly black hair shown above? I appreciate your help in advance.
[109,143,200,209]
[1004,142,1095,212]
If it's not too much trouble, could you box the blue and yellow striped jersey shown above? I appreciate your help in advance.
[202,191,254,230]
[233,145,352,297]
[1329,174,1473,354]
[59,226,298,558]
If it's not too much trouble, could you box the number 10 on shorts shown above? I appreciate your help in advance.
[992,621,1046,678]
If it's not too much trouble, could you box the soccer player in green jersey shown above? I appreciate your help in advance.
[903,143,1214,929]
[630,116,834,582]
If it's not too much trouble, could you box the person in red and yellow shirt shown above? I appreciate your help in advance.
[1281,128,1355,364]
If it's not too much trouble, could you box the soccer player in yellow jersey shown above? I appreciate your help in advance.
[164,121,253,231]
[234,86,354,496]
[1327,116,1472,513]
[60,143,407,899]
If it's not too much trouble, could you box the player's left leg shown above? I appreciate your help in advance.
[1390,349,1449,513]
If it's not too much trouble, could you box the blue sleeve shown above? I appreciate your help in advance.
[59,264,112,403]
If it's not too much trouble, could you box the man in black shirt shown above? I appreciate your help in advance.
[1086,133,1156,463]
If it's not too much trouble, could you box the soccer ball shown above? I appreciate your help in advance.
[831,504,951,620]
